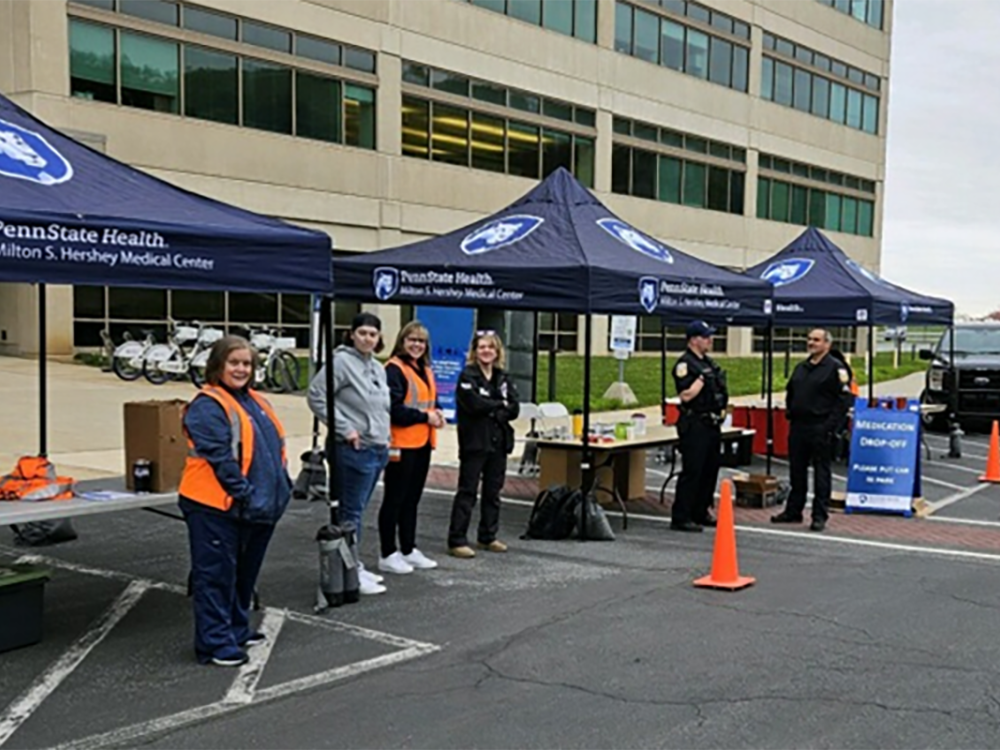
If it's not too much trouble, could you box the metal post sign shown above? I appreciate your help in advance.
[846,399,921,515]
[610,316,637,353]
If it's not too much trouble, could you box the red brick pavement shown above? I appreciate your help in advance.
[426,466,1000,555]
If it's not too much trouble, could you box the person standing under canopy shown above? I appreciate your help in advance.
[671,320,728,533]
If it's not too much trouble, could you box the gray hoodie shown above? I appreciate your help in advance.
[308,345,391,447]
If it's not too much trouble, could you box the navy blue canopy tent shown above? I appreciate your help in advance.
[334,169,773,534]
[333,168,773,322]
[0,93,333,454]
[746,226,953,327]
[0,94,331,292]
[746,226,955,470]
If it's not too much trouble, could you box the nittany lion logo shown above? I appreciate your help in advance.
[598,219,674,263]
[900,303,910,323]
[845,258,888,286]
[639,277,659,314]
[460,215,544,255]
[0,119,72,186]
[373,267,400,301]
[761,259,814,287]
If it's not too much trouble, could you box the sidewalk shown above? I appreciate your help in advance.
[0,356,926,481]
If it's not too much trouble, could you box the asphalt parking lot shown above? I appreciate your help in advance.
[6,430,1000,750]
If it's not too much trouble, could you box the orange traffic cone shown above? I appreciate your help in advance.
[980,421,1000,483]
[693,479,755,591]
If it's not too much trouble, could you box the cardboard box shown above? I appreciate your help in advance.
[733,473,780,508]
[123,400,188,493]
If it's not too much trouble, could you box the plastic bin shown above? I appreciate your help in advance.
[720,430,755,467]
[0,564,51,653]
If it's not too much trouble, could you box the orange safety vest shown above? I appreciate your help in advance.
[178,385,287,512]
[388,357,437,450]
[0,456,74,501]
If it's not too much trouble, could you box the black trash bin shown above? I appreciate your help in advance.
[720,430,755,468]
[0,564,51,653]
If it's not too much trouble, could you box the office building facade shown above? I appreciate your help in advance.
[0,0,892,357]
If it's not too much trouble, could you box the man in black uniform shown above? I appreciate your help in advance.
[671,320,728,532]
[772,328,853,532]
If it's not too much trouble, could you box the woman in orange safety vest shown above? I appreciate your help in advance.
[178,335,291,668]
[378,321,445,575]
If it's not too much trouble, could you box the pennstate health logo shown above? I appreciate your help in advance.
[761,258,814,287]
[639,276,659,314]
[460,215,544,255]
[845,258,888,286]
[0,118,73,186]
[598,218,674,263]
[373,267,400,301]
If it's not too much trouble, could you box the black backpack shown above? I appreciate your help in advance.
[522,485,582,540]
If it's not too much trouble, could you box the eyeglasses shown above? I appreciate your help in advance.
[405,337,427,344]
[476,329,496,336]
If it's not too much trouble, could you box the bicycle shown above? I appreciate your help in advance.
[241,326,301,394]
[143,320,223,385]
[109,328,158,382]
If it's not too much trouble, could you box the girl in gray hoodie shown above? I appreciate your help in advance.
[308,312,391,595]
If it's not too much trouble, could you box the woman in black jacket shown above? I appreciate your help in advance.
[447,331,519,559]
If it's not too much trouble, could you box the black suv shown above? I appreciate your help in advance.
[920,323,1000,430]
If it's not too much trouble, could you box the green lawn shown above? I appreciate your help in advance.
[77,349,927,410]
[534,351,928,411]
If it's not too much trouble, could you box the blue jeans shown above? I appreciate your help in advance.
[333,442,389,545]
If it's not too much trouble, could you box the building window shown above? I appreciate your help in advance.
[183,46,238,124]
[761,32,880,134]
[72,286,327,349]
[814,0,883,30]
[756,154,877,237]
[464,0,597,43]
[296,72,341,143]
[754,326,857,354]
[69,20,117,103]
[401,63,596,186]
[67,16,377,150]
[613,0,750,93]
[242,58,292,135]
[538,313,578,352]
[611,117,745,215]
[119,31,179,113]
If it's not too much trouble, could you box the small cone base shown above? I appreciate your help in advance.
[980,420,1000,483]
[693,478,755,592]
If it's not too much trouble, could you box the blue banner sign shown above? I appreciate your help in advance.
[846,399,921,515]
[415,306,474,423]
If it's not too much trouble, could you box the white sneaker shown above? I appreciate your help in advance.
[357,562,384,584]
[402,548,438,570]
[358,576,386,596]
[378,551,414,575]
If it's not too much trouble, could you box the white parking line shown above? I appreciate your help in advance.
[920,483,992,515]
[0,580,148,748]
[0,551,440,750]
[222,608,286,706]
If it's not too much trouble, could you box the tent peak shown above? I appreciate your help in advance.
[508,167,601,208]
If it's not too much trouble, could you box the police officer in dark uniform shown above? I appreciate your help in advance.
[671,320,728,532]
[772,328,853,532]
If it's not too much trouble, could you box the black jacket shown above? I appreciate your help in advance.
[673,348,728,417]
[456,364,520,456]
[786,353,853,434]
